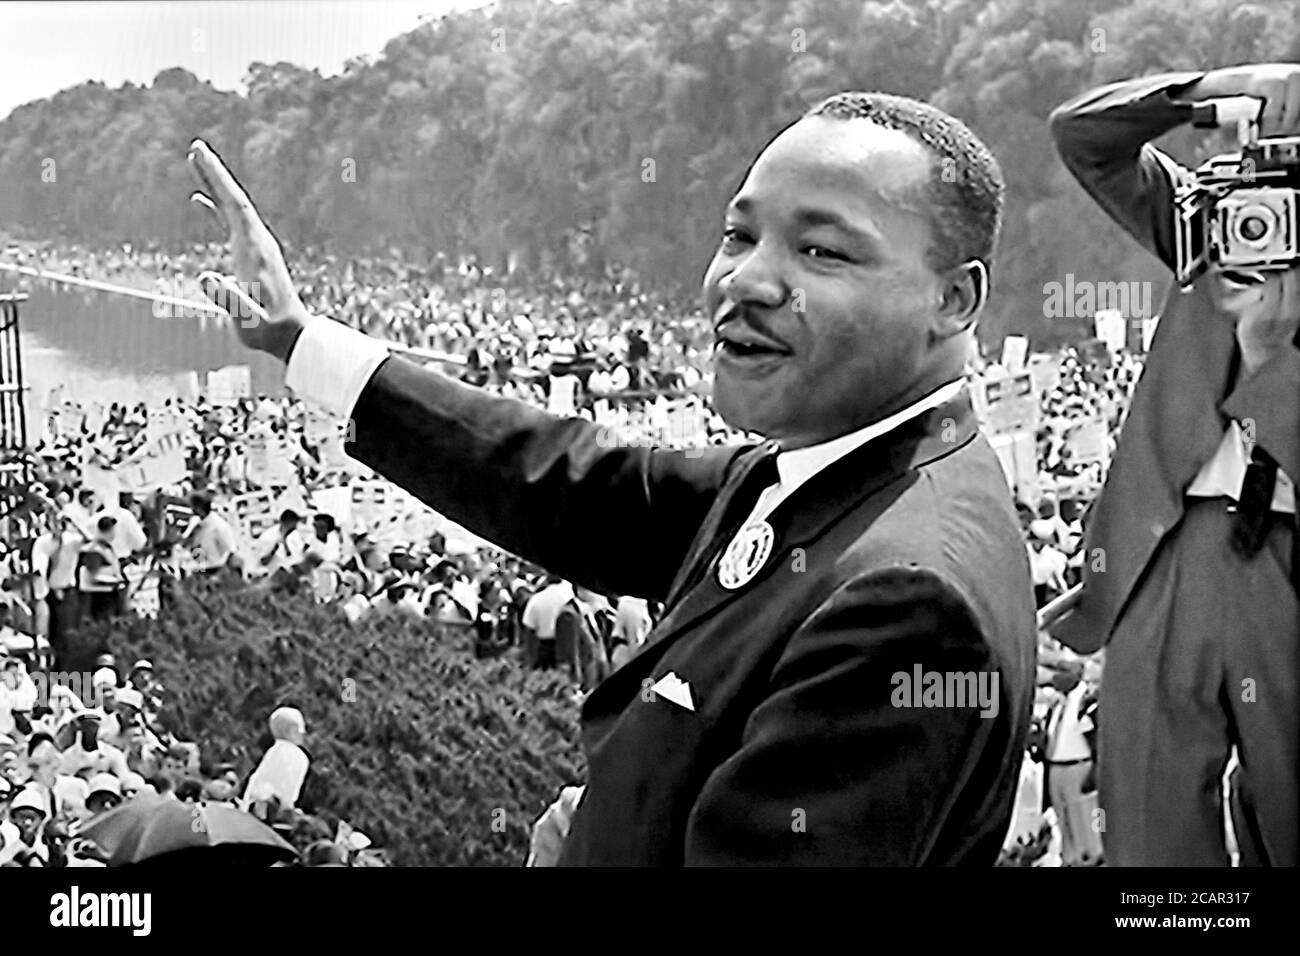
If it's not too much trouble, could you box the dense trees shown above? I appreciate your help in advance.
[1,0,1295,343]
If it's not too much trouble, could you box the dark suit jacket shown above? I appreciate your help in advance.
[1049,72,1300,653]
[345,360,1036,865]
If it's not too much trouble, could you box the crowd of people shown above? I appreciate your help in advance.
[0,238,1145,865]
[0,649,377,866]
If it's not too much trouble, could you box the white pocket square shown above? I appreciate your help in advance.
[651,672,695,712]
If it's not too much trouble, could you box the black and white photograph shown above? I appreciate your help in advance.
[0,0,1295,933]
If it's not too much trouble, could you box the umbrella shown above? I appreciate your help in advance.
[79,795,298,867]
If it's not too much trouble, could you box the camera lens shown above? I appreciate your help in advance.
[1233,204,1277,246]
[1239,215,1270,242]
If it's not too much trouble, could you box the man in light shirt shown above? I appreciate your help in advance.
[520,576,573,670]
[187,90,1034,866]
[30,512,84,667]
[183,492,239,575]
[57,711,130,780]
[92,492,148,561]
[1051,64,1300,866]
[243,706,310,813]
[253,509,308,578]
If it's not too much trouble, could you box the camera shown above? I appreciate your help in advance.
[1173,98,1300,286]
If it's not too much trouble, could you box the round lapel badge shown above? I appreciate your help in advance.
[717,520,775,590]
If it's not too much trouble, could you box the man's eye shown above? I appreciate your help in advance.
[720,227,753,250]
[803,244,848,262]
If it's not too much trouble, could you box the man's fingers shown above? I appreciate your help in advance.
[1258,81,1284,136]
[188,139,258,225]
[198,271,268,326]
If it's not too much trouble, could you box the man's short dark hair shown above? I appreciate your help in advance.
[26,732,55,757]
[804,92,1004,275]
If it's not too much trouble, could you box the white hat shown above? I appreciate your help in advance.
[92,667,117,688]
[10,786,48,817]
[115,687,144,710]
[88,773,122,799]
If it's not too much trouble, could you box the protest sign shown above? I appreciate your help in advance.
[206,365,252,405]
[979,372,1038,435]
[547,374,579,416]
[988,429,1037,498]
[1064,416,1109,465]
[311,486,353,531]
[117,430,187,492]
[1000,335,1029,373]
[1027,355,1061,396]
[1094,309,1127,353]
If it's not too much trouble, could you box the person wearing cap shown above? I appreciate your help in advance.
[100,687,161,753]
[243,707,310,811]
[77,515,126,622]
[1,787,48,865]
[253,508,307,578]
[57,710,129,779]
[119,771,146,800]
[0,776,18,863]
[90,665,118,711]
[85,773,123,816]
[127,660,165,719]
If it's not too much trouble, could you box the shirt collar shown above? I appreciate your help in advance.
[773,379,965,493]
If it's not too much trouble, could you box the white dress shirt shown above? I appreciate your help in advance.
[1186,420,1295,514]
[741,379,967,528]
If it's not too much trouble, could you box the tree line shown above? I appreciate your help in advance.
[2,0,1296,344]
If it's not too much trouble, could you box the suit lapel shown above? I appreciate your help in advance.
[660,442,777,611]
[582,393,979,726]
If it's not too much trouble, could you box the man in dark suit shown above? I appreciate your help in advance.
[1050,66,1300,866]
[187,90,1035,865]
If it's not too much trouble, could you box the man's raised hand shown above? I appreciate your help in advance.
[187,139,310,363]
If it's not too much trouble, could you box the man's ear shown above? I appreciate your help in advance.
[933,260,988,341]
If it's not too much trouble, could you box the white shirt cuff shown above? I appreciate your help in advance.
[284,317,392,418]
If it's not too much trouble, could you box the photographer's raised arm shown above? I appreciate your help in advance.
[1048,71,1205,269]
[1050,65,1300,272]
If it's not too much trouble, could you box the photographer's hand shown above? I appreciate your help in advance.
[1183,64,1300,135]
[1235,268,1300,379]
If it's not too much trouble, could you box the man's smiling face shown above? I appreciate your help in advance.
[703,116,949,449]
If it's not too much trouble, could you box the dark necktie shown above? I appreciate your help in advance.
[1231,446,1278,559]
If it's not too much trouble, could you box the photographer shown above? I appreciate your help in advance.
[1050,65,1300,866]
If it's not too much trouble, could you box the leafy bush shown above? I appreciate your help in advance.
[67,578,586,866]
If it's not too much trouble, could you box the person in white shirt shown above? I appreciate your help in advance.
[521,577,573,670]
[30,513,84,666]
[183,492,240,574]
[57,711,130,779]
[63,489,97,540]
[1,787,49,866]
[253,509,308,578]
[92,492,148,560]
[610,595,653,669]
[243,706,310,813]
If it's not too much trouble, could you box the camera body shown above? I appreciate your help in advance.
[1174,100,1300,287]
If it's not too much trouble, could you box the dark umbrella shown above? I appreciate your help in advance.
[79,795,298,867]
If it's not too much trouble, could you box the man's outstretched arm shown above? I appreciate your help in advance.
[187,139,737,601]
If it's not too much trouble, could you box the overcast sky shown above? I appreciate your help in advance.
[0,0,492,122]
